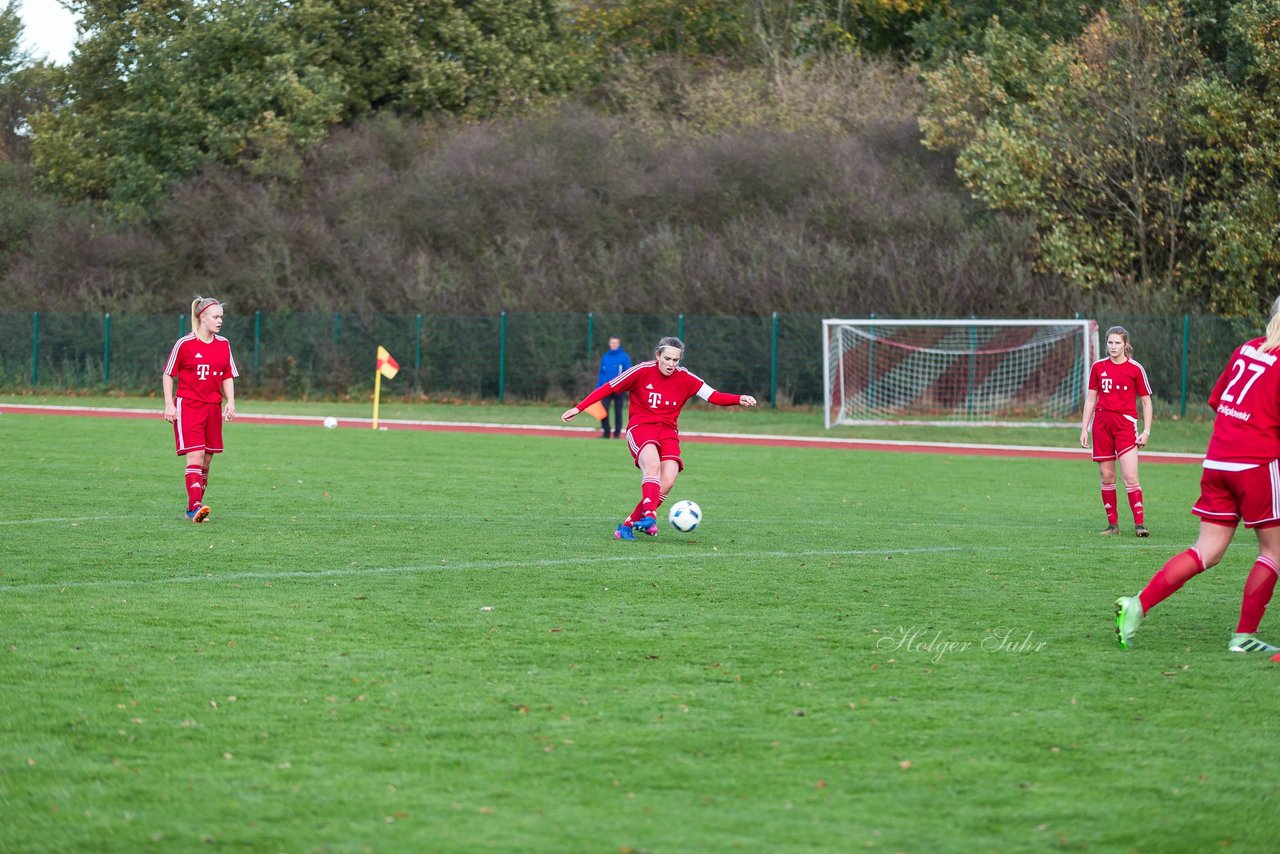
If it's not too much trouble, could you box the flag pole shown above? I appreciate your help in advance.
[372,368,382,430]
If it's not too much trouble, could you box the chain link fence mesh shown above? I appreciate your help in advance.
[0,311,1262,414]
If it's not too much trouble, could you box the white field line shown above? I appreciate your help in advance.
[0,402,1203,461]
[0,544,1043,592]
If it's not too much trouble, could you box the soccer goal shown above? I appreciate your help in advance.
[823,318,1099,427]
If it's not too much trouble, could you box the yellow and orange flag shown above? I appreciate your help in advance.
[583,401,608,421]
[372,346,399,429]
[377,346,399,380]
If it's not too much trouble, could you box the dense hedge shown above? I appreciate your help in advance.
[1,58,1069,321]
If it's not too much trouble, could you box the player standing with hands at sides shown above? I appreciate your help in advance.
[597,335,632,439]
[561,336,757,539]
[1080,326,1154,536]
[1116,297,1280,653]
[163,296,238,523]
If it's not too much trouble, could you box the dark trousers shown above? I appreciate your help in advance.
[602,393,625,436]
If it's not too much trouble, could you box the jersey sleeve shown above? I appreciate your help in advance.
[705,389,742,406]
[576,382,614,411]
[1133,361,1152,397]
[163,339,184,376]
[1087,362,1100,391]
[226,342,240,379]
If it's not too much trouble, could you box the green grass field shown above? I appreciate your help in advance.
[2,406,1278,852]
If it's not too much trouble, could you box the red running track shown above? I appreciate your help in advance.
[0,403,1203,464]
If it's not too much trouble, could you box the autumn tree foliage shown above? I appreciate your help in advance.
[921,0,1280,315]
[31,0,591,220]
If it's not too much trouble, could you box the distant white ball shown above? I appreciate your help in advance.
[668,499,702,532]
[323,416,338,429]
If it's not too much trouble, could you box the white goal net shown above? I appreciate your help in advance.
[823,319,1099,427]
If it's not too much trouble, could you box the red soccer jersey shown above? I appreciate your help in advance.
[608,361,710,431]
[164,333,239,404]
[1088,358,1152,415]
[1204,337,1280,465]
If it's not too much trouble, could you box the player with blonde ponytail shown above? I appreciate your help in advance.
[163,295,238,522]
[1116,295,1280,653]
[1080,325,1154,536]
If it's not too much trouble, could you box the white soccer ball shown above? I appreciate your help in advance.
[323,416,338,429]
[668,499,702,532]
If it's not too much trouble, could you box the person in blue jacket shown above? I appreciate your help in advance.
[597,335,632,438]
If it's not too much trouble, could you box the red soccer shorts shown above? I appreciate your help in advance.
[1191,461,1280,529]
[1091,410,1138,461]
[625,423,684,471]
[173,398,225,456]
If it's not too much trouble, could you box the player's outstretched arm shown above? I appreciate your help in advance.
[705,389,756,407]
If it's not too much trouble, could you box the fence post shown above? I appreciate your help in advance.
[587,311,594,362]
[31,311,38,386]
[498,311,508,403]
[678,314,685,343]
[253,311,262,386]
[179,313,185,337]
[333,312,341,348]
[1180,314,1189,418]
[415,313,423,394]
[770,311,779,408]
[103,312,111,385]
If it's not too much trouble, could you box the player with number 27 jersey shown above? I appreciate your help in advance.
[1114,308,1280,657]
[1203,338,1280,466]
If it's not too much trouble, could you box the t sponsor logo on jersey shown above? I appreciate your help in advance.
[196,364,211,380]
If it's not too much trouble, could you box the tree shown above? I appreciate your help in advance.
[908,0,1106,66]
[30,0,591,221]
[921,3,1205,298]
[921,0,1280,314]
[1183,0,1280,314]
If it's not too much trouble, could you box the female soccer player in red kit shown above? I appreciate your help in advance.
[163,296,238,522]
[1080,326,1154,536]
[561,336,757,539]
[1115,298,1280,653]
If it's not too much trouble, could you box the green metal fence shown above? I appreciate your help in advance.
[0,310,1263,414]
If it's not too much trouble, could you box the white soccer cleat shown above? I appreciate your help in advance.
[1228,634,1279,653]
[1115,596,1143,649]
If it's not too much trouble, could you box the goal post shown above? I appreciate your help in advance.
[823,318,1100,427]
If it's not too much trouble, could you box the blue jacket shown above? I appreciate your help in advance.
[598,347,632,388]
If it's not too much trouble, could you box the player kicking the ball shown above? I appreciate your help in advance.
[1116,297,1280,653]
[561,336,756,539]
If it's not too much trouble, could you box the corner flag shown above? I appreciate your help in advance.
[583,401,608,421]
[372,346,399,429]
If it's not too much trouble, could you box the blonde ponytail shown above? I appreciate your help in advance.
[190,295,221,332]
[1262,296,1280,352]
